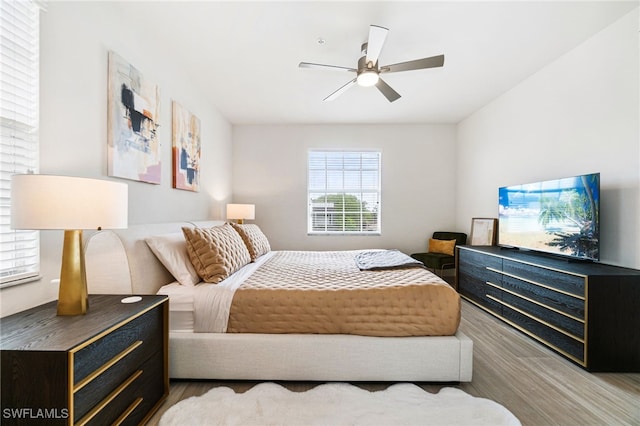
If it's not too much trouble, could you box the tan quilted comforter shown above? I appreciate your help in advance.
[226,251,460,337]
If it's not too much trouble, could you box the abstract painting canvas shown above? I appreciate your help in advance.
[172,101,201,191]
[108,51,161,184]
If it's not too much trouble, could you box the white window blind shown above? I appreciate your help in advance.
[1,0,42,286]
[308,150,381,234]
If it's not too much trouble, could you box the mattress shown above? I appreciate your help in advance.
[226,250,460,337]
[156,282,195,332]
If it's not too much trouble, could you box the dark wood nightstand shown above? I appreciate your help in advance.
[1,294,168,425]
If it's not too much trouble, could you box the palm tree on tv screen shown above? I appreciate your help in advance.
[538,175,599,259]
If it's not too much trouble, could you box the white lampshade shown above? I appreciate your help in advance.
[10,174,128,316]
[11,174,128,230]
[226,203,255,221]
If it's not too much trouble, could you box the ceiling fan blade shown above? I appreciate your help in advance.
[365,25,389,66]
[299,62,356,72]
[324,78,357,102]
[381,55,444,74]
[375,78,401,102]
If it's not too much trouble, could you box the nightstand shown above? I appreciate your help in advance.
[1,295,168,425]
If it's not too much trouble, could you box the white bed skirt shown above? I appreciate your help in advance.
[170,331,473,382]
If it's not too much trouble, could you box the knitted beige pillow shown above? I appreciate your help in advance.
[229,223,271,261]
[182,224,251,283]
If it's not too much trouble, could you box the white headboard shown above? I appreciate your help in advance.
[84,220,224,295]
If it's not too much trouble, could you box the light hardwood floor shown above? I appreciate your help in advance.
[148,301,640,425]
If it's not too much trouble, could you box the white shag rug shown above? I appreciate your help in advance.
[159,382,521,426]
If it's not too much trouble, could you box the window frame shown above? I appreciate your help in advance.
[0,0,43,288]
[307,150,382,236]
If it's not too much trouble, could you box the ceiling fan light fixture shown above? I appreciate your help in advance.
[299,25,444,102]
[357,70,379,87]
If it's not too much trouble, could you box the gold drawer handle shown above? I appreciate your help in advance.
[75,369,143,426]
[113,397,143,426]
[74,340,143,392]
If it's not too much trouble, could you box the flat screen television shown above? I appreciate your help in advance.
[498,172,600,261]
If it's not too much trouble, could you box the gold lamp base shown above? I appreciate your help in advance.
[57,230,88,316]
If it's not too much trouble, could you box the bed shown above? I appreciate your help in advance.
[84,221,473,382]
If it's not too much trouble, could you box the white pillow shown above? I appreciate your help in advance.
[145,233,200,286]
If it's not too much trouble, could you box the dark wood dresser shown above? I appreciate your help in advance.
[456,246,640,372]
[1,294,168,425]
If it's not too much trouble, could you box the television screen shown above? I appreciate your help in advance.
[498,173,600,261]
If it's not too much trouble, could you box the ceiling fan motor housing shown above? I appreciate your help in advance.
[359,43,378,71]
[356,43,380,87]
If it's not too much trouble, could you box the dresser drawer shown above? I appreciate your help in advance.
[501,275,584,321]
[459,249,503,275]
[459,274,503,314]
[502,259,585,298]
[73,307,163,423]
[458,249,503,313]
[500,291,584,340]
[501,302,585,363]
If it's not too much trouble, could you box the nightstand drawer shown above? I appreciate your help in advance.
[73,307,163,386]
[78,354,164,426]
[73,309,163,423]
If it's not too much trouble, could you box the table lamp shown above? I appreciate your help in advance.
[11,174,128,316]
[226,204,255,224]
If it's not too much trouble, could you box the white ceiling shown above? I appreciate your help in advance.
[113,1,638,125]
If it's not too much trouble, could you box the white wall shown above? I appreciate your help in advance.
[4,5,637,318]
[456,9,639,268]
[1,2,233,316]
[232,124,458,254]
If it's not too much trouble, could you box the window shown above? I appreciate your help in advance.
[0,0,42,287]
[308,150,381,234]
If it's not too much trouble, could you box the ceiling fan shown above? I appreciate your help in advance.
[299,25,444,103]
